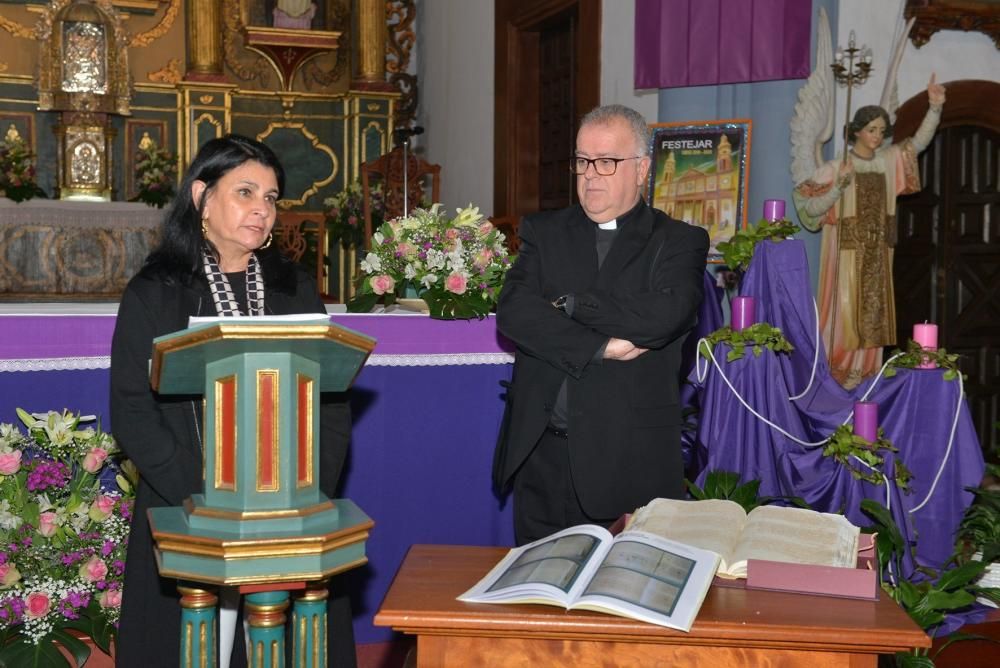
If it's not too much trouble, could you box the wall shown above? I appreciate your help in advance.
[415,0,495,215]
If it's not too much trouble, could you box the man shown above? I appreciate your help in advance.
[495,104,709,545]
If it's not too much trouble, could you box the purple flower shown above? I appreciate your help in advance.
[26,460,69,492]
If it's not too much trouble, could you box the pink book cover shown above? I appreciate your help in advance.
[746,559,878,600]
[745,533,879,600]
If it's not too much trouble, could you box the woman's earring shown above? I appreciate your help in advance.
[259,232,273,250]
[201,217,209,237]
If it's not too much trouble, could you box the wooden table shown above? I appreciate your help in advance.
[375,544,930,667]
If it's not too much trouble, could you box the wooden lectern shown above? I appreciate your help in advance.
[147,318,376,668]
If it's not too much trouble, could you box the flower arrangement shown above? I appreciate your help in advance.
[0,134,46,203]
[323,181,385,249]
[347,204,512,319]
[0,409,135,666]
[132,138,176,209]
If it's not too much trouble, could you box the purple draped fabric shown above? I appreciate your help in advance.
[690,240,985,575]
[634,0,811,89]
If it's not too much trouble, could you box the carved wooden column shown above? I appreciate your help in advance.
[186,0,225,81]
[354,0,393,90]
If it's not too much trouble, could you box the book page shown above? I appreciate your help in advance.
[457,525,612,606]
[572,531,721,632]
[728,505,860,578]
[188,313,331,327]
[626,498,747,572]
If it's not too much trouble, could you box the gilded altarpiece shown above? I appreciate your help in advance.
[0,0,415,300]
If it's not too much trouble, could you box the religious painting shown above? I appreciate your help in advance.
[647,120,752,262]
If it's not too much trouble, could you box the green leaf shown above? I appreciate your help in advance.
[935,560,988,591]
[0,632,75,668]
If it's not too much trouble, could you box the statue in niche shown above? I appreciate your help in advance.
[274,0,316,29]
[62,20,108,93]
[248,0,326,29]
[71,142,101,184]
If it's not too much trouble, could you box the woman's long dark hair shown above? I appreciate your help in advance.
[142,134,294,288]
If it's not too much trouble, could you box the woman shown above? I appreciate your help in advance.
[110,135,356,667]
[793,75,946,389]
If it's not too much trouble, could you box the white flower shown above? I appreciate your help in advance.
[425,249,446,270]
[420,274,439,289]
[404,263,417,280]
[360,252,382,273]
[453,204,483,228]
[0,499,22,530]
[373,231,385,245]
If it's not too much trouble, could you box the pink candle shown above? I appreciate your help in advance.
[731,296,756,331]
[913,323,938,349]
[913,322,938,369]
[763,199,786,221]
[853,401,878,442]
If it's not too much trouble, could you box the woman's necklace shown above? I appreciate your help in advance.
[850,148,874,161]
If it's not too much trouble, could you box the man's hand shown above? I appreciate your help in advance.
[604,337,648,361]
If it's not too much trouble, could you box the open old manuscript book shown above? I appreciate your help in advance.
[457,525,720,632]
[627,498,861,579]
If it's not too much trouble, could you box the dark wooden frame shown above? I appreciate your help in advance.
[904,0,1000,49]
[123,119,169,202]
[494,0,601,219]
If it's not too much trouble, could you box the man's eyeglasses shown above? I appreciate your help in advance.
[570,156,643,176]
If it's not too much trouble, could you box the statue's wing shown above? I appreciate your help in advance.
[790,7,834,186]
[879,17,916,123]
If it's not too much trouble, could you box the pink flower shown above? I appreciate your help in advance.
[0,562,21,588]
[445,228,459,239]
[38,511,59,537]
[479,222,495,236]
[89,494,117,522]
[473,248,494,270]
[25,591,51,618]
[82,446,109,473]
[371,274,395,295]
[0,450,22,475]
[347,215,358,227]
[445,273,468,295]
[99,589,122,609]
[79,555,109,583]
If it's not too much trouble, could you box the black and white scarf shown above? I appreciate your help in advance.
[201,244,265,316]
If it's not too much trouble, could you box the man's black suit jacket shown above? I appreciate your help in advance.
[495,200,709,519]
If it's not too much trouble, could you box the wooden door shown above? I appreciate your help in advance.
[494,0,601,218]
[895,81,1000,456]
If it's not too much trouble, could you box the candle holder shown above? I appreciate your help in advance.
[832,30,874,153]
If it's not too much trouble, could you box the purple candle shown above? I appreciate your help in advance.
[763,199,786,221]
[731,296,756,331]
[853,401,878,442]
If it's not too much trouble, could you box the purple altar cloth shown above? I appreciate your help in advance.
[0,311,513,365]
[692,240,985,573]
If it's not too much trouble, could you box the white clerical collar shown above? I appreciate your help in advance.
[597,219,618,230]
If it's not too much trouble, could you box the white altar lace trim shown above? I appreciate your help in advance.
[0,352,515,372]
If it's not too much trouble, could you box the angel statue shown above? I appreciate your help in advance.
[790,10,946,389]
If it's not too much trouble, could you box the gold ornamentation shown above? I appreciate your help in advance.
[199,95,215,104]
[257,122,338,207]
[258,232,273,250]
[387,0,417,128]
[147,58,182,84]
[222,0,271,85]
[0,62,8,73]
[36,0,132,116]
[127,0,180,47]
[5,124,21,143]
[0,13,34,39]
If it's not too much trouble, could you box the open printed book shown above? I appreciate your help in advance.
[457,525,720,632]
[628,498,860,579]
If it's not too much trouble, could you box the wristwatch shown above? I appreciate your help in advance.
[553,295,569,312]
